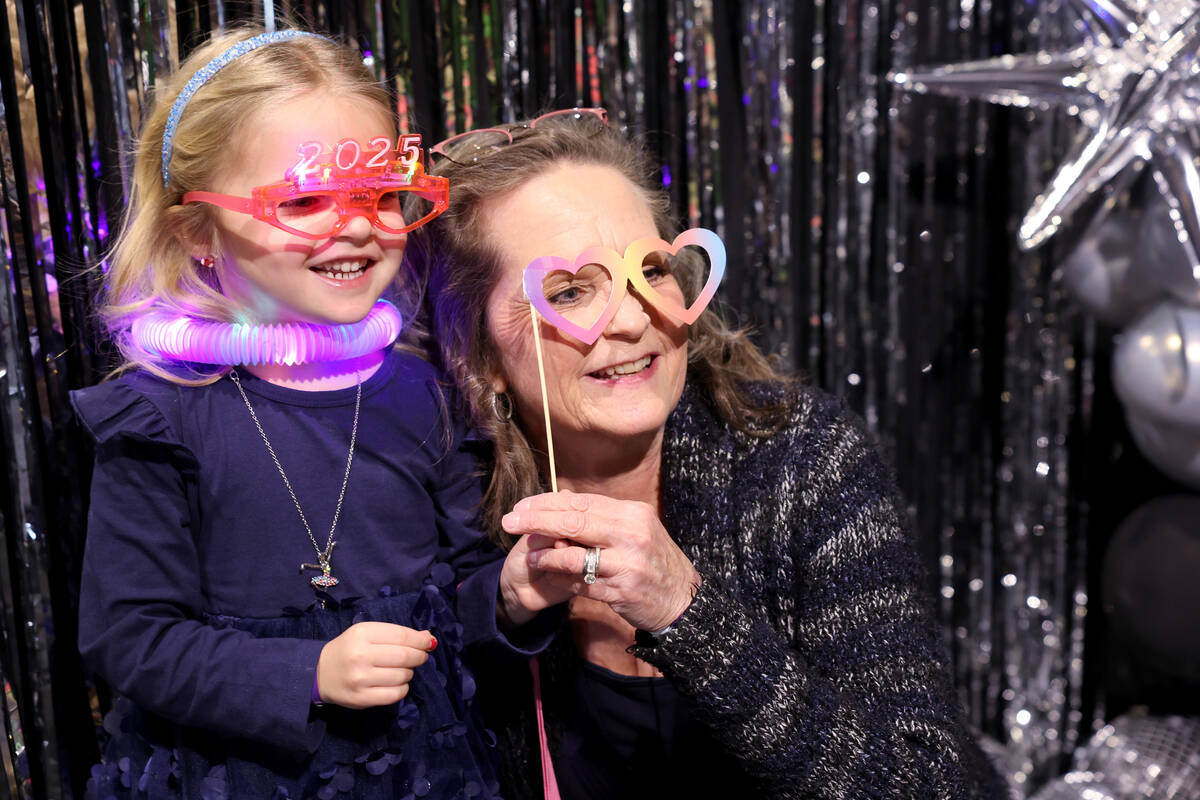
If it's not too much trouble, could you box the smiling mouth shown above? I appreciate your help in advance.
[590,354,654,379]
[312,259,370,281]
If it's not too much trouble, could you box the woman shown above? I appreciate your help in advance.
[405,111,1005,799]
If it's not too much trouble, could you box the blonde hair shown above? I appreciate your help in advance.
[404,118,787,540]
[103,26,396,385]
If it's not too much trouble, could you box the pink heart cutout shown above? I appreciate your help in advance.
[523,246,627,345]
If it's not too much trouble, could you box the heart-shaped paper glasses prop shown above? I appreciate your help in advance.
[519,228,726,493]
[522,227,726,344]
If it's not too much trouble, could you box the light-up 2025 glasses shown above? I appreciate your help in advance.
[182,140,449,239]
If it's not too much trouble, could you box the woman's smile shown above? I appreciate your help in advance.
[584,353,657,382]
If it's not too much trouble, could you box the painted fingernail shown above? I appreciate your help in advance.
[429,636,438,651]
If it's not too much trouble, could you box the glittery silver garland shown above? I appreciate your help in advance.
[0,1,1114,796]
[886,0,1096,792]
[1,0,118,794]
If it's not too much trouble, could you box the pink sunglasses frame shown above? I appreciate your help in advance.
[428,108,609,166]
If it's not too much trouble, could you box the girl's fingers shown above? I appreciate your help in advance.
[358,622,436,651]
[371,644,432,669]
[357,684,410,707]
[366,667,415,687]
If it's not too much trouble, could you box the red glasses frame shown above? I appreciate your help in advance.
[182,162,449,239]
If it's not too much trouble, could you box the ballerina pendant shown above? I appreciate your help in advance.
[301,548,340,590]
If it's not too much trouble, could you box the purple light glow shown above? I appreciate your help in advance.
[131,299,403,365]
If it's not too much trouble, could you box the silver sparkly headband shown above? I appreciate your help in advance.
[161,30,327,187]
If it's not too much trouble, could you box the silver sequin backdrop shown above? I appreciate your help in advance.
[2,1,1195,798]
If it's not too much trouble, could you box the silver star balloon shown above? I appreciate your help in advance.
[892,1,1200,264]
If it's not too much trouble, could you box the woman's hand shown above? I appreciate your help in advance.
[315,622,436,708]
[496,531,578,628]
[500,490,700,632]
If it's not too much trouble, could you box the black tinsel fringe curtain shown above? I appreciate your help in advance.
[1,1,1193,797]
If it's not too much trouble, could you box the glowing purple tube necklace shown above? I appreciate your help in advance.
[131,299,403,365]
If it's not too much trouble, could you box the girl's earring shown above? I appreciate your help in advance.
[199,255,215,268]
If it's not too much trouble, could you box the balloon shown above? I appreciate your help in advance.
[1112,301,1200,428]
[1061,213,1160,324]
[1123,409,1200,489]
[1102,497,1200,682]
[890,2,1200,255]
[1139,188,1200,306]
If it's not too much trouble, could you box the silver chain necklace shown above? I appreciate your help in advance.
[230,369,362,590]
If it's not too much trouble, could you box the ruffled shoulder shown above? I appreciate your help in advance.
[70,374,198,469]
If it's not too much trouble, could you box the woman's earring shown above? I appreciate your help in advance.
[491,390,514,422]
[198,255,215,268]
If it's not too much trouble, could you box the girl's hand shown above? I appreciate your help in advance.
[315,622,436,708]
[500,491,701,632]
[496,532,576,628]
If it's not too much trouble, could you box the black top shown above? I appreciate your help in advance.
[556,660,747,799]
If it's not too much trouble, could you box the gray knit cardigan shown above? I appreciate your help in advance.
[477,379,1007,799]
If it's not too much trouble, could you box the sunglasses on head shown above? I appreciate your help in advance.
[428,108,609,167]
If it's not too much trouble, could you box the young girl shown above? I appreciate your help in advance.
[73,27,534,799]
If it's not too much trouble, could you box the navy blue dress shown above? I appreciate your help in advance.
[72,351,539,799]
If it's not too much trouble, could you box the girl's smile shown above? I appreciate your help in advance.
[309,258,372,283]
